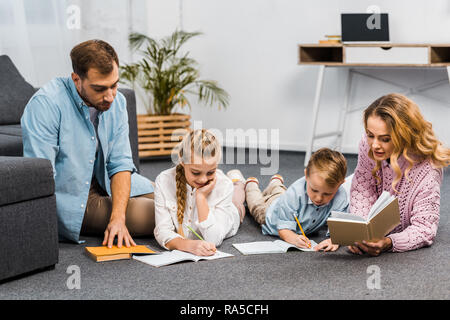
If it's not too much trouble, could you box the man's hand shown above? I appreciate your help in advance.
[103,217,136,248]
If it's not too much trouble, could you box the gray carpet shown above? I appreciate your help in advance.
[1,149,449,300]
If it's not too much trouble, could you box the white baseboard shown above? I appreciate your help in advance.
[221,139,359,155]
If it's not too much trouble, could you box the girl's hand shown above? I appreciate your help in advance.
[196,177,216,198]
[188,240,217,256]
[315,238,339,252]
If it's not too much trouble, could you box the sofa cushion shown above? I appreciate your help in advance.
[0,157,54,206]
[0,124,22,136]
[0,55,37,125]
[0,134,23,156]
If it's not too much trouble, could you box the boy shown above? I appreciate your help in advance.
[227,148,348,251]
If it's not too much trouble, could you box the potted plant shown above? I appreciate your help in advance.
[120,30,229,158]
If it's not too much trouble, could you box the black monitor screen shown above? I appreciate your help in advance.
[341,13,389,42]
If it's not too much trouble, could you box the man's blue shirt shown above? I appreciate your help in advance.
[21,77,153,243]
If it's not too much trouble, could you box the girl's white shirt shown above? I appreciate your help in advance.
[154,167,240,249]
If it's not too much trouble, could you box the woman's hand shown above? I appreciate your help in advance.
[315,238,339,252]
[348,237,392,256]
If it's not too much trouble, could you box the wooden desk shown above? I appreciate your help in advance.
[298,43,450,165]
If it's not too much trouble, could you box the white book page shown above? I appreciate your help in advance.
[232,241,285,255]
[274,239,318,252]
[368,192,395,221]
[329,211,367,222]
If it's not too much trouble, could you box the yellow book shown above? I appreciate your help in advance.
[85,245,158,262]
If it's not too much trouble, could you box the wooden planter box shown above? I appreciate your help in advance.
[137,113,191,158]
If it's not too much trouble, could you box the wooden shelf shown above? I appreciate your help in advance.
[298,43,450,66]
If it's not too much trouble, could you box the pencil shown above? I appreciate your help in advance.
[293,214,311,248]
[186,225,216,253]
[186,225,204,240]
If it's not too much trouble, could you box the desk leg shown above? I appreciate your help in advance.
[305,65,325,167]
[447,66,450,85]
[337,69,353,152]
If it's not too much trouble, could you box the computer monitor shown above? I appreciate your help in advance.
[341,13,390,43]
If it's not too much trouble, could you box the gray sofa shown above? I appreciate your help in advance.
[0,55,141,282]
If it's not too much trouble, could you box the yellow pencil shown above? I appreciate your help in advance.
[293,214,311,248]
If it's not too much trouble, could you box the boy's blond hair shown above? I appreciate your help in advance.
[305,148,347,187]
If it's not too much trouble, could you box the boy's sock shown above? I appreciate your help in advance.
[245,177,259,189]
[270,174,284,184]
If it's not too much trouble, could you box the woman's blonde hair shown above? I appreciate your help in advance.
[305,148,347,187]
[173,129,221,235]
[364,93,450,192]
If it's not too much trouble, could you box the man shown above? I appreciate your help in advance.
[21,40,155,247]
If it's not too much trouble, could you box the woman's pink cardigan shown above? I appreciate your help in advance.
[350,136,443,252]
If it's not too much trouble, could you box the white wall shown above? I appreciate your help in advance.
[145,0,450,154]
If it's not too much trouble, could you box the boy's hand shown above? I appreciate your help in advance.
[315,238,339,252]
[293,234,312,249]
[279,229,311,248]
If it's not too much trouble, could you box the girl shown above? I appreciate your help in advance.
[153,129,241,256]
[347,93,450,256]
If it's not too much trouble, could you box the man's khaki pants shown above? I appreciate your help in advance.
[81,178,155,237]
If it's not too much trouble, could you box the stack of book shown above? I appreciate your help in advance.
[319,35,341,44]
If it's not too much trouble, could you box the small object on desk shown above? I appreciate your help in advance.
[133,250,233,268]
[85,245,158,262]
[319,35,341,44]
[232,239,318,255]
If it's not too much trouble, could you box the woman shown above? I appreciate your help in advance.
[348,93,450,256]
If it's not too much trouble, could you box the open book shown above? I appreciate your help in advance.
[85,245,158,262]
[327,191,400,245]
[133,250,233,268]
[232,239,318,255]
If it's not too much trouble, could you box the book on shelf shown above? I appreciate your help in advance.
[85,245,158,262]
[133,250,234,268]
[327,191,400,246]
[232,239,318,255]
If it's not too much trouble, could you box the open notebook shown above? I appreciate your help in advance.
[133,250,234,268]
[327,191,400,245]
[232,239,318,255]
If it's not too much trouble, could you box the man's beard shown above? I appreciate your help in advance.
[79,86,112,112]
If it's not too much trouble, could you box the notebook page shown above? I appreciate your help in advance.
[191,250,234,261]
[274,239,318,252]
[133,250,190,267]
[232,241,285,255]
